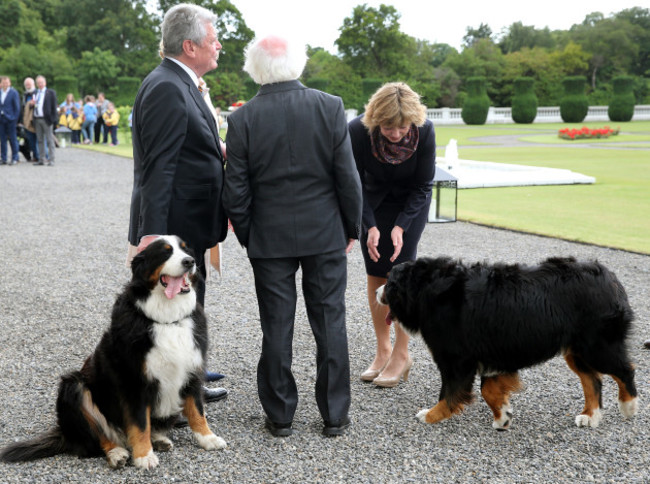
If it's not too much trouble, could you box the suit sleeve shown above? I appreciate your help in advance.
[349,118,377,231]
[10,90,20,122]
[137,81,188,237]
[332,100,362,240]
[394,121,436,232]
[222,114,252,247]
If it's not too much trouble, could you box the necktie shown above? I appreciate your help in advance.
[198,79,220,128]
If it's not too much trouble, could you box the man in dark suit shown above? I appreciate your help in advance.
[223,35,362,437]
[128,3,228,403]
[32,75,57,166]
[0,76,21,165]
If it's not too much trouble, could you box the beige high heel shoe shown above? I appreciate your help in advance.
[373,357,413,388]
[360,363,387,382]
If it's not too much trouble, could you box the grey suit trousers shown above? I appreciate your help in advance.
[250,249,351,425]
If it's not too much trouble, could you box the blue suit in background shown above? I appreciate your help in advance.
[0,80,21,164]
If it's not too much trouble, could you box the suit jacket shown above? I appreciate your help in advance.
[223,80,362,259]
[348,115,436,232]
[128,58,227,251]
[0,87,21,123]
[36,88,58,126]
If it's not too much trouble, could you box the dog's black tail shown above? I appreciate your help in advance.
[0,427,69,463]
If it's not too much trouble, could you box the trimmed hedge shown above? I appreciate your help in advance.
[461,77,490,125]
[511,77,537,124]
[560,76,588,123]
[608,76,634,122]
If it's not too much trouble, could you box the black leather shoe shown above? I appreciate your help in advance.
[644,339,650,349]
[203,387,228,403]
[323,417,350,437]
[205,371,225,382]
[265,417,293,437]
[34,161,44,166]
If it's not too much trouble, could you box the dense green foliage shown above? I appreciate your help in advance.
[608,76,635,121]
[461,77,490,125]
[560,76,589,122]
[511,77,538,123]
[0,1,648,112]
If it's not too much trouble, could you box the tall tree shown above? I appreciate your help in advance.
[570,12,641,88]
[53,0,158,78]
[336,4,416,79]
[463,23,493,48]
[498,22,555,54]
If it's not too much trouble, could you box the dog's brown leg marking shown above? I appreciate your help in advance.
[79,389,123,460]
[183,396,212,436]
[481,373,521,424]
[565,353,602,417]
[127,406,153,459]
[611,375,636,403]
[423,400,464,423]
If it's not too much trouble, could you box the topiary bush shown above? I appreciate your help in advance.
[560,76,588,123]
[511,77,537,124]
[461,77,490,125]
[608,76,634,122]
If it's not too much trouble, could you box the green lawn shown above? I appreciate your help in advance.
[436,121,650,254]
[78,121,650,255]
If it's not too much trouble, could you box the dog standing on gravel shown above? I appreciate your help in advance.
[0,235,226,469]
[377,256,639,430]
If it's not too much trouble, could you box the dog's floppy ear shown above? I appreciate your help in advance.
[130,250,149,281]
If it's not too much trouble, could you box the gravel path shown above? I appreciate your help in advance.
[1,149,649,483]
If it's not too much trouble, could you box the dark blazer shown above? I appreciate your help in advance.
[348,115,436,232]
[223,80,362,259]
[39,88,58,126]
[128,58,227,251]
[0,87,21,123]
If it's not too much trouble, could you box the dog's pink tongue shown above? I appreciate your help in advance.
[385,311,393,326]
[164,276,184,299]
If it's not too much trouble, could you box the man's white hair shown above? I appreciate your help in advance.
[244,35,307,85]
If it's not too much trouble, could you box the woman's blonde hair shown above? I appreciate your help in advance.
[362,82,427,133]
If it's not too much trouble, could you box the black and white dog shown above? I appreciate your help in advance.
[0,235,226,469]
[378,256,638,430]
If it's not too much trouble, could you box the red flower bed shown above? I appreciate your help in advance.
[558,126,620,140]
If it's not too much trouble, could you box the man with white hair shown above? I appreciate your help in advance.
[128,3,228,404]
[223,35,362,437]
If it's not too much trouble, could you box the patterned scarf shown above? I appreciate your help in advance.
[370,124,419,165]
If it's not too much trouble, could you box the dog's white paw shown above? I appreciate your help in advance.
[575,408,602,428]
[619,397,638,418]
[416,409,430,423]
[152,433,173,452]
[106,446,129,469]
[194,432,227,450]
[492,405,513,431]
[133,449,159,470]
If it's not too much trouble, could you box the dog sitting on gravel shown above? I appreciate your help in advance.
[0,235,226,469]
[377,256,639,430]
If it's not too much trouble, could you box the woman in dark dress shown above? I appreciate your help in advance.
[349,82,435,387]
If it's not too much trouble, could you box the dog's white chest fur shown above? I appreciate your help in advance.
[145,317,203,418]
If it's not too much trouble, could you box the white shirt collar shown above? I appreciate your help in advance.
[167,57,199,88]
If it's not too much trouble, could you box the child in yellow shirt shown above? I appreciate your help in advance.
[102,102,120,146]
[67,106,83,144]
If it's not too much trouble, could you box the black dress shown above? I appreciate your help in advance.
[348,115,436,277]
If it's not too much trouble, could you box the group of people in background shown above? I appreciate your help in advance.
[0,74,121,166]
[57,92,120,146]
